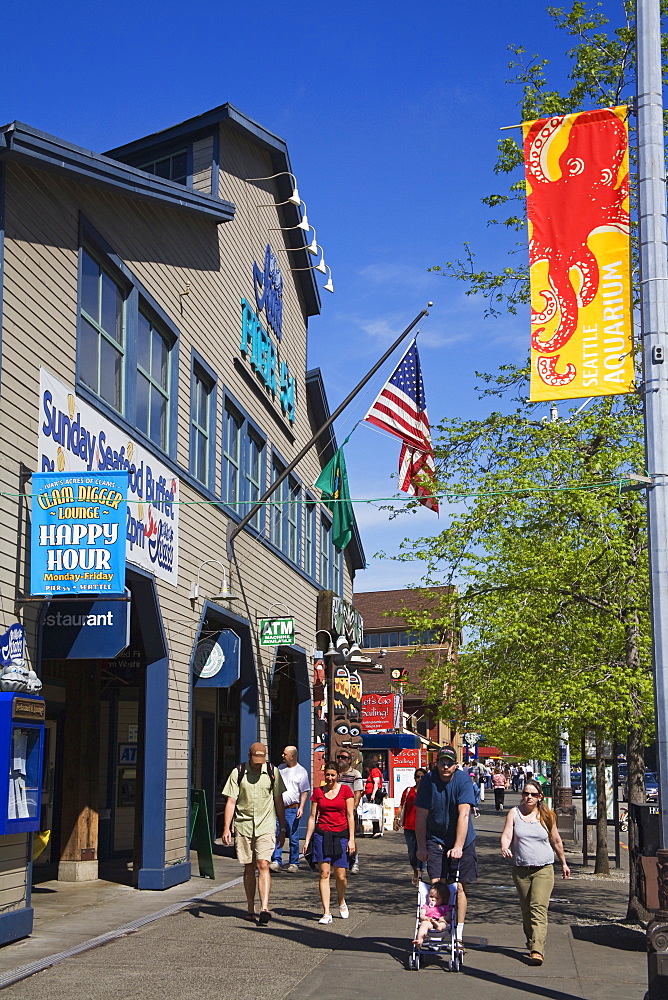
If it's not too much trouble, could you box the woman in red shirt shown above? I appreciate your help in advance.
[394,768,426,885]
[304,761,356,924]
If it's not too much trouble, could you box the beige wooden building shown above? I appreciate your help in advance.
[0,104,364,946]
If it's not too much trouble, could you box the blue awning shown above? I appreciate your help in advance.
[362,733,421,750]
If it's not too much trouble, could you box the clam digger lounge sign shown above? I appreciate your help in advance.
[31,472,127,596]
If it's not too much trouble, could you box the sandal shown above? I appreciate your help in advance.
[529,952,544,965]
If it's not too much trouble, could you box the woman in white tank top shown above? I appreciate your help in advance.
[499,779,570,965]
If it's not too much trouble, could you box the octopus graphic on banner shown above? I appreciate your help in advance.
[523,107,633,401]
[253,245,283,342]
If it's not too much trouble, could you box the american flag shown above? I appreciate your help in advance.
[364,341,438,513]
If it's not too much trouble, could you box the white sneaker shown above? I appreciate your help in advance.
[350,859,360,873]
[339,903,349,919]
[269,861,281,872]
[318,913,333,924]
[286,864,300,873]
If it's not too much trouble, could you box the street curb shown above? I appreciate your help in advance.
[0,876,243,990]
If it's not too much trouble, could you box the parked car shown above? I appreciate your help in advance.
[622,770,658,802]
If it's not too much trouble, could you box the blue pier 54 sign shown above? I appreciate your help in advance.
[31,472,128,596]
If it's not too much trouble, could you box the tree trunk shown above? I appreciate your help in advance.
[551,740,562,804]
[625,721,648,921]
[594,728,610,875]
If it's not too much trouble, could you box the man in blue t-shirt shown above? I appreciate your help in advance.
[415,745,477,949]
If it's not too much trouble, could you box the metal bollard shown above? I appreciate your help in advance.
[647,849,668,999]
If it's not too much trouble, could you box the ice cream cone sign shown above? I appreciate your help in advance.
[67,394,75,419]
[56,447,65,471]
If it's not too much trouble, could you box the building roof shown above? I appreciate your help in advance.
[104,103,321,318]
[0,121,234,223]
[353,586,454,630]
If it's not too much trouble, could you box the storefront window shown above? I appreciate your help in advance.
[137,308,172,450]
[79,248,126,413]
[304,498,317,577]
[246,429,264,530]
[222,403,242,509]
[192,365,213,486]
[287,475,300,563]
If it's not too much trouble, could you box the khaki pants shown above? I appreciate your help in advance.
[512,863,555,956]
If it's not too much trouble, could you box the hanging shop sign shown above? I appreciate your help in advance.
[0,624,25,668]
[523,107,633,401]
[31,472,127,596]
[41,596,131,659]
[240,299,296,422]
[259,617,295,645]
[361,692,401,732]
[316,591,364,646]
[253,245,283,341]
[192,629,240,688]
[38,369,179,587]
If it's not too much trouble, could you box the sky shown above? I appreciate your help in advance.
[2,0,584,592]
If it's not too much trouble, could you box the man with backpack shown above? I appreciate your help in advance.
[222,742,287,924]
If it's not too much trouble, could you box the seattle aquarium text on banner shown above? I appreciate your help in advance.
[31,472,128,596]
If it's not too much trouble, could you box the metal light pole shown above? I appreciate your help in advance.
[637,1,668,992]
[637,0,668,848]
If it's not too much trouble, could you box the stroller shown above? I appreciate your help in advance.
[405,867,463,973]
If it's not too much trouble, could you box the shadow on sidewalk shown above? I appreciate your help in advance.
[570,923,645,951]
[461,967,585,1000]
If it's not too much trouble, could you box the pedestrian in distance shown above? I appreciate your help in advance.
[222,742,286,925]
[362,755,384,837]
[415,745,478,951]
[394,767,427,885]
[270,745,310,873]
[467,769,481,817]
[413,881,453,946]
[336,749,364,873]
[500,778,571,965]
[492,767,507,810]
[303,760,356,924]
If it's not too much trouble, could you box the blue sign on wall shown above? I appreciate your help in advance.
[192,629,241,688]
[0,624,25,668]
[42,596,131,659]
[31,472,128,596]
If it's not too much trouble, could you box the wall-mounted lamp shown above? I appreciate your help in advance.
[323,266,334,294]
[268,213,310,234]
[245,171,301,206]
[314,629,338,660]
[286,246,328,278]
[278,227,318,256]
[190,559,239,602]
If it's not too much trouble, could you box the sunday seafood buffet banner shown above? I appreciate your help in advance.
[523,107,633,402]
[38,369,179,586]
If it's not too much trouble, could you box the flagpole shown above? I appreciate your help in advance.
[226,302,433,556]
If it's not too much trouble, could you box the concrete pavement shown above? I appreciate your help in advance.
[1,793,648,998]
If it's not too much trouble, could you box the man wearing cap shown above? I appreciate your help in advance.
[222,742,286,924]
[336,750,364,872]
[415,746,477,950]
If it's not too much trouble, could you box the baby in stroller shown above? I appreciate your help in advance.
[413,882,452,946]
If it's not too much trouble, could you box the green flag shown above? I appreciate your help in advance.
[315,446,354,551]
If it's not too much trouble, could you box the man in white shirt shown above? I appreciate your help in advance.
[269,745,310,872]
[336,750,364,872]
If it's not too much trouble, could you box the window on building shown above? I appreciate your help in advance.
[191,362,215,488]
[79,249,126,413]
[270,457,286,550]
[332,547,343,597]
[222,403,243,510]
[137,308,173,450]
[304,497,317,578]
[320,516,331,588]
[286,476,300,564]
[246,429,264,530]
[138,149,188,185]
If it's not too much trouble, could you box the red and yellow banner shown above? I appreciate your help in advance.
[523,107,633,402]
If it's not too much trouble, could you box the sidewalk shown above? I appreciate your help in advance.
[1,794,648,998]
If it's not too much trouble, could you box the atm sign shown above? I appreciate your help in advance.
[259,618,295,646]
